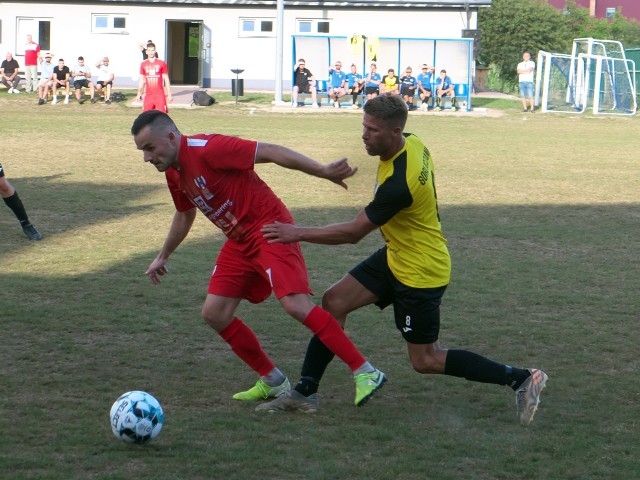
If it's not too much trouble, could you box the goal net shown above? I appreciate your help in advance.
[536,38,637,115]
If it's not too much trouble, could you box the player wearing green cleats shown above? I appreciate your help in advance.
[233,377,291,401]
[256,368,386,412]
[354,369,386,406]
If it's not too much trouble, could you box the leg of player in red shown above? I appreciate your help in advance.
[206,241,385,406]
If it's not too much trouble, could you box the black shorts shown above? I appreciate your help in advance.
[0,162,4,178]
[295,83,311,94]
[97,80,113,87]
[401,85,416,96]
[349,247,447,344]
[365,86,379,95]
[74,79,91,89]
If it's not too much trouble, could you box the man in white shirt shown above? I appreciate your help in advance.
[517,50,535,112]
[95,57,115,104]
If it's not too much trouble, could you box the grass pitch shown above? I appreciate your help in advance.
[1,91,639,479]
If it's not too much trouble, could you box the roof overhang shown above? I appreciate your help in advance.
[24,0,492,8]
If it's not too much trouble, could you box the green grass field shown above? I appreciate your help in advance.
[1,91,639,479]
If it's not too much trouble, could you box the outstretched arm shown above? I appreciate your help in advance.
[255,142,357,189]
[146,208,197,284]
[262,209,378,245]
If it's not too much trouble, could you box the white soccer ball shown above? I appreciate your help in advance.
[110,391,164,444]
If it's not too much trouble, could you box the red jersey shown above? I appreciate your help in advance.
[24,42,40,66]
[165,134,294,244]
[140,59,168,96]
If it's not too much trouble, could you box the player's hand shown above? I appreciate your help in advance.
[323,158,357,189]
[261,221,298,244]
[145,257,169,284]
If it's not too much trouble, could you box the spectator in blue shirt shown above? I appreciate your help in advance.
[435,69,457,111]
[417,64,435,110]
[364,63,381,101]
[328,61,347,108]
[399,66,418,110]
[345,64,364,109]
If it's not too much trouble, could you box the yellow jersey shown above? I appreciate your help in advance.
[364,133,451,288]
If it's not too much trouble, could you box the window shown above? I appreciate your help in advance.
[91,13,128,34]
[296,19,331,35]
[239,17,275,37]
[605,8,617,19]
[16,18,51,53]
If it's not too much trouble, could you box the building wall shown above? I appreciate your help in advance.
[0,1,478,89]
[547,0,640,22]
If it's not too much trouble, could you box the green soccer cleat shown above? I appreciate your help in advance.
[354,368,386,406]
[233,377,291,401]
[255,390,319,413]
[516,369,548,426]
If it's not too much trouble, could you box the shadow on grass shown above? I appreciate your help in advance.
[1,202,639,479]
[0,174,164,252]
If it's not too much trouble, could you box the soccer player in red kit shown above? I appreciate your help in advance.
[131,110,386,407]
[137,43,173,112]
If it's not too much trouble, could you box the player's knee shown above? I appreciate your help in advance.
[410,354,440,374]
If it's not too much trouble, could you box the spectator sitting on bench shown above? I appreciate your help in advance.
[37,52,55,105]
[435,69,457,111]
[380,68,399,95]
[328,60,347,108]
[399,66,418,110]
[291,58,318,108]
[364,63,381,101]
[71,56,95,104]
[95,56,115,104]
[52,58,71,104]
[1,52,22,94]
[345,64,364,109]
[417,64,435,110]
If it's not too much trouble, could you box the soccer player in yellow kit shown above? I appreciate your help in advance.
[259,94,548,425]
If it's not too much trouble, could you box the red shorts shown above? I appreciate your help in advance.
[143,94,168,113]
[208,238,313,303]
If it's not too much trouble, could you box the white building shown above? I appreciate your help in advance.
[0,0,490,90]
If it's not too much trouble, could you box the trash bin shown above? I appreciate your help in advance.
[232,78,244,97]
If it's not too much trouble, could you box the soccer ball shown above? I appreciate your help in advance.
[110,391,164,444]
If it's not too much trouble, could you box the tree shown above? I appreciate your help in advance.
[478,0,570,84]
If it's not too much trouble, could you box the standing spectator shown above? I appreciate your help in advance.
[24,34,40,93]
[328,61,347,108]
[51,58,71,104]
[380,68,399,95]
[0,163,42,240]
[1,53,22,93]
[435,69,457,111]
[95,56,115,104]
[364,63,381,101]
[70,56,95,104]
[130,110,385,407]
[137,43,173,113]
[399,66,418,110]
[291,58,318,108]
[37,52,55,105]
[345,64,364,109]
[517,50,536,112]
[258,94,548,426]
[417,64,435,110]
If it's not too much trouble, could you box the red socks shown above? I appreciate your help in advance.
[303,306,366,372]
[218,317,274,377]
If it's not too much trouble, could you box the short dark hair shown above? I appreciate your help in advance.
[363,94,407,130]
[78,56,84,61]
[147,42,156,49]
[131,110,177,136]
